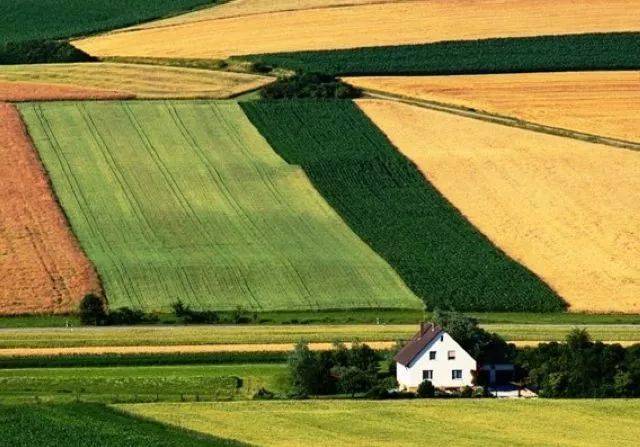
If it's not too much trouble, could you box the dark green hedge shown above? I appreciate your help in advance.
[243,32,640,76]
[242,100,565,312]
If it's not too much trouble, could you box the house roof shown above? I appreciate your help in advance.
[394,323,443,367]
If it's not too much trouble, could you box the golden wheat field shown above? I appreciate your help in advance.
[0,63,272,99]
[357,99,640,313]
[73,0,640,59]
[346,71,640,143]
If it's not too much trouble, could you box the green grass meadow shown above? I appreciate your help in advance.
[0,403,242,446]
[0,1,220,44]
[242,100,564,312]
[20,100,421,313]
[243,32,640,76]
[119,399,640,447]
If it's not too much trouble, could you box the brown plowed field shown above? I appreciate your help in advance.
[0,103,100,314]
[346,71,640,143]
[73,0,640,59]
[0,81,132,102]
[357,99,640,313]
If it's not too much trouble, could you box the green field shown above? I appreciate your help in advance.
[0,1,219,44]
[119,399,640,447]
[243,32,640,76]
[20,100,421,313]
[0,403,240,446]
[1,324,639,350]
[242,100,564,312]
[0,364,287,403]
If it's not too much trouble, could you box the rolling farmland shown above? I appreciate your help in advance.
[119,399,640,447]
[242,101,564,312]
[0,0,219,44]
[72,0,640,59]
[0,81,132,101]
[357,100,640,313]
[0,103,99,315]
[245,32,640,76]
[0,63,273,100]
[19,100,421,313]
[0,403,237,446]
[346,71,640,143]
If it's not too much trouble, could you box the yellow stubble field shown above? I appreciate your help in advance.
[73,0,640,59]
[357,99,640,313]
[346,71,640,143]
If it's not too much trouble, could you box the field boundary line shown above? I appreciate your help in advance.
[361,90,640,152]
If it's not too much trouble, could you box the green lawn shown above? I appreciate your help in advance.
[0,364,287,403]
[242,100,564,312]
[20,100,420,313]
[118,399,640,447]
[0,403,242,446]
[0,1,219,44]
[243,32,640,76]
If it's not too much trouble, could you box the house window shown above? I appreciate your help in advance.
[423,370,433,380]
[452,370,462,380]
[429,351,436,360]
[447,350,456,360]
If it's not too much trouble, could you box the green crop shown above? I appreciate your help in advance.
[243,32,640,76]
[242,100,565,312]
[20,100,421,313]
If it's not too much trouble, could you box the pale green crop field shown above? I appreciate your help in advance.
[19,100,421,313]
[119,399,640,447]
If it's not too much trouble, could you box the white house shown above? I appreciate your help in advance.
[394,322,477,390]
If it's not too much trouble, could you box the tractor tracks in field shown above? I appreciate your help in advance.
[361,89,640,152]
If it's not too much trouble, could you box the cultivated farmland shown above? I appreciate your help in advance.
[241,101,563,312]
[119,399,640,447]
[245,32,640,76]
[346,71,640,143]
[0,81,132,102]
[357,100,640,313]
[0,103,99,315]
[19,100,421,313]
[0,63,273,100]
[72,0,640,59]
[0,0,220,44]
[0,403,235,446]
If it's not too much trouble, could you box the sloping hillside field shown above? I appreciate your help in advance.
[246,32,640,76]
[19,100,421,313]
[357,100,640,313]
[0,63,272,101]
[346,71,640,143]
[0,81,132,102]
[72,0,640,59]
[241,101,564,312]
[0,103,99,315]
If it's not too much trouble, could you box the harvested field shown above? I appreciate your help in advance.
[0,63,272,100]
[120,400,640,447]
[20,100,420,313]
[0,103,99,315]
[73,0,640,59]
[357,100,640,313]
[0,81,130,101]
[346,71,640,143]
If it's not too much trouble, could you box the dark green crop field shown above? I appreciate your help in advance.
[0,0,219,44]
[242,100,565,312]
[242,32,640,76]
[0,403,242,446]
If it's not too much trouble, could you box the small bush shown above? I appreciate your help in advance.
[78,294,107,326]
[107,307,156,325]
[171,301,219,324]
[417,380,436,398]
[260,73,360,99]
[253,387,275,400]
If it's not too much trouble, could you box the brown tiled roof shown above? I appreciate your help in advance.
[394,323,443,367]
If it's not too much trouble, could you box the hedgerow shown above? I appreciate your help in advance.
[241,100,566,312]
[242,32,640,76]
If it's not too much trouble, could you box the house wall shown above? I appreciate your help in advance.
[397,332,476,389]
